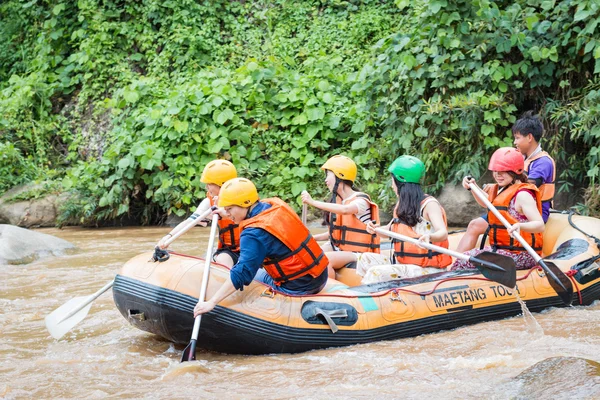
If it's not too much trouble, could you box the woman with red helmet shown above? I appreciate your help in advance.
[451,147,545,270]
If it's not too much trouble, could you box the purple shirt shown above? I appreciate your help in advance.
[526,155,554,223]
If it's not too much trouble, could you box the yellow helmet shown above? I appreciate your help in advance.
[200,160,237,186]
[321,155,357,182]
[218,178,259,208]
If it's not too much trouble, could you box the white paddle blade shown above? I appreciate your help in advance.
[45,296,93,340]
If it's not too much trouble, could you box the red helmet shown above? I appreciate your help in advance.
[488,147,524,174]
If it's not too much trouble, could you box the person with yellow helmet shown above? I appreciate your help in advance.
[301,155,381,278]
[193,178,329,317]
[156,160,239,267]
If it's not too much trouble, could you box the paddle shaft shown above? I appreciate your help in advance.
[302,203,307,225]
[163,207,214,246]
[375,228,469,262]
[189,213,220,341]
[468,182,541,262]
[58,280,114,323]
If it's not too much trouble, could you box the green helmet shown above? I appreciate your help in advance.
[388,155,425,183]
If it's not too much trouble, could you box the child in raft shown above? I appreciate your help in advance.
[456,111,555,252]
[451,147,545,271]
[364,155,451,283]
[301,155,384,278]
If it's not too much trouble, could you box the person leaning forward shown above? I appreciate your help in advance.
[193,178,329,317]
[156,159,239,267]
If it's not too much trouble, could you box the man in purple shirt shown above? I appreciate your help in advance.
[456,111,556,252]
[513,111,556,223]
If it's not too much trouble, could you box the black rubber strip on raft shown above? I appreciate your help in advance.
[544,238,590,261]
[113,275,600,355]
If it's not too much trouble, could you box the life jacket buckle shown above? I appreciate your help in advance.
[260,287,276,298]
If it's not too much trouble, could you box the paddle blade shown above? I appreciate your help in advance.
[539,260,573,306]
[45,296,93,340]
[470,251,517,288]
[181,339,197,362]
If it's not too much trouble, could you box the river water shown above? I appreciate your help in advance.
[1,226,599,399]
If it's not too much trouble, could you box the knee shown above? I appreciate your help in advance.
[467,218,488,234]
[215,253,234,268]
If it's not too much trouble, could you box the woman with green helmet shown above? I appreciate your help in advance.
[366,155,452,280]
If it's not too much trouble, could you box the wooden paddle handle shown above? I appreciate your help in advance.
[468,182,541,262]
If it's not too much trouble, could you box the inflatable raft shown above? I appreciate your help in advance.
[113,212,600,355]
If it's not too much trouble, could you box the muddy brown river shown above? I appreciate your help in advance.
[1,226,599,399]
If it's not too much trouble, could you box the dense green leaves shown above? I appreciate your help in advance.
[0,0,599,223]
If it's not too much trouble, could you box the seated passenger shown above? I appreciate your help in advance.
[157,160,240,267]
[456,111,555,252]
[452,147,545,271]
[366,155,451,281]
[194,178,329,317]
[301,155,380,278]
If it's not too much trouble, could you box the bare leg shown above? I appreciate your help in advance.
[325,251,358,279]
[456,217,489,253]
[214,252,235,268]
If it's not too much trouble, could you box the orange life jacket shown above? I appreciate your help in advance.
[390,196,452,268]
[329,193,380,253]
[524,151,555,205]
[209,196,240,252]
[485,183,543,255]
[240,198,328,285]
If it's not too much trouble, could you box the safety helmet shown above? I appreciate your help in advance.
[218,178,259,208]
[388,155,425,184]
[488,147,524,174]
[320,155,357,182]
[200,160,237,186]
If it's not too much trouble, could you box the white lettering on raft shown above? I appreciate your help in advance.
[431,285,522,308]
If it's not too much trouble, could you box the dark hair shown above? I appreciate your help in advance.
[393,177,424,227]
[507,171,529,183]
[512,111,544,142]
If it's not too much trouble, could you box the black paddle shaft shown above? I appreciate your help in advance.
[181,339,197,362]
[539,259,573,306]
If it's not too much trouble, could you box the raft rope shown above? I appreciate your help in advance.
[169,252,585,304]
[566,210,600,249]
[565,269,583,305]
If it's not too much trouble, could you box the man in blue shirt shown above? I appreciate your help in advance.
[194,178,328,317]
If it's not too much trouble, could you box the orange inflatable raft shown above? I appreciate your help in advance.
[113,212,600,354]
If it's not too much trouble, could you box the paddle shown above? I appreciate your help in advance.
[152,207,214,262]
[45,280,114,340]
[181,212,220,362]
[302,203,308,225]
[45,207,215,340]
[375,228,517,288]
[467,180,573,305]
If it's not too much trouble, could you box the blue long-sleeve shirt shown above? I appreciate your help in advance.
[229,201,327,293]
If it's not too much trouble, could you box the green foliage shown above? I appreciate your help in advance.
[1,0,599,223]
[0,142,39,194]
[359,0,599,196]
[2,181,60,204]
